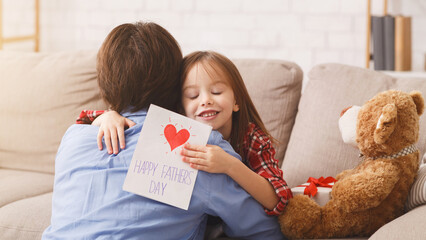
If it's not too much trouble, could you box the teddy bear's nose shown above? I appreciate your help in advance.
[340,106,353,117]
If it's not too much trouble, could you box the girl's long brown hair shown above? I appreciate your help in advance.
[180,51,274,156]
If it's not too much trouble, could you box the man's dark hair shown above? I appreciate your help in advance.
[97,22,182,112]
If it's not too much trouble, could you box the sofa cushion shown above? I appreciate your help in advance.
[282,63,426,187]
[233,59,303,165]
[0,169,53,207]
[0,51,107,173]
[0,192,52,240]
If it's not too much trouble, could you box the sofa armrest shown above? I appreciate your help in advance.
[369,204,426,239]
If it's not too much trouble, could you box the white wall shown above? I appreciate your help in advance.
[2,0,426,81]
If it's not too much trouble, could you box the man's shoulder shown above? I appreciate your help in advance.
[207,130,224,145]
[61,124,98,141]
[57,125,101,155]
[66,123,99,133]
[207,131,241,161]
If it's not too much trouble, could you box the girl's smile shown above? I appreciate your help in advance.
[197,110,219,120]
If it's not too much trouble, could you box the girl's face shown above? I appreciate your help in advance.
[182,63,239,140]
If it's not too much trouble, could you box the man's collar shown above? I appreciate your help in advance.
[121,107,148,118]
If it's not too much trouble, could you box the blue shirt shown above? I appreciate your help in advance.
[42,109,285,240]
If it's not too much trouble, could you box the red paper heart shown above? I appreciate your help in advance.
[164,124,190,151]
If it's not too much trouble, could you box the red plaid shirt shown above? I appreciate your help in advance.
[76,110,107,124]
[76,111,292,215]
[242,123,293,215]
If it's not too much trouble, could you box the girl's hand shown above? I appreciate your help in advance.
[180,144,239,174]
[92,111,136,154]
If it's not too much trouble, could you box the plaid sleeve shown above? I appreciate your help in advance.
[243,123,293,216]
[76,110,107,124]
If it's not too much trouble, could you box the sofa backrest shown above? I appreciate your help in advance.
[0,51,107,173]
[0,52,303,174]
[282,63,426,188]
[233,59,303,165]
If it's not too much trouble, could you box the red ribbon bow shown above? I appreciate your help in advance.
[297,176,337,197]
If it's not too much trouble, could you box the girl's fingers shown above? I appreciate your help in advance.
[188,163,198,170]
[184,143,207,152]
[97,129,104,150]
[117,126,126,149]
[104,130,113,154]
[189,163,208,172]
[181,147,205,159]
[110,129,119,154]
[125,118,136,128]
[182,156,206,166]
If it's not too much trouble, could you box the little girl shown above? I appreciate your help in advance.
[77,51,292,215]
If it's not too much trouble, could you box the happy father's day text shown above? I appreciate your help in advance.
[133,160,194,196]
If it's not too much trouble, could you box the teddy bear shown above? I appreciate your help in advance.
[279,90,424,239]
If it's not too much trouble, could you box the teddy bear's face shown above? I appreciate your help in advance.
[339,90,424,158]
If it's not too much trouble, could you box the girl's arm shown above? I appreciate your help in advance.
[244,125,293,215]
[181,144,279,211]
[226,155,280,211]
[243,124,293,215]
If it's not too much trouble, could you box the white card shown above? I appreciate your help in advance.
[123,104,212,210]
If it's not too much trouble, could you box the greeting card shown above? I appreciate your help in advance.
[123,104,212,210]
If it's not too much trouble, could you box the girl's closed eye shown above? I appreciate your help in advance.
[211,85,225,95]
[184,89,199,99]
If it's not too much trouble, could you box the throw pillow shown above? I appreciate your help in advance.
[406,153,426,211]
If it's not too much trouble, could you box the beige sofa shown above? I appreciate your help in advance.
[0,51,425,239]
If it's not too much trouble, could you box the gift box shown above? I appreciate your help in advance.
[291,176,336,206]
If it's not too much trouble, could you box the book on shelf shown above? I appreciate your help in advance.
[383,15,395,71]
[395,15,412,71]
[370,15,411,71]
[371,15,395,71]
[371,16,385,70]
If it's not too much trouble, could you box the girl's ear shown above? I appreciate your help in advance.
[233,103,240,112]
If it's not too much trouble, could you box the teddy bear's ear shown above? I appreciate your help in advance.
[374,103,397,144]
[410,91,424,116]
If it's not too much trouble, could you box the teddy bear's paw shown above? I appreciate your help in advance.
[279,195,321,239]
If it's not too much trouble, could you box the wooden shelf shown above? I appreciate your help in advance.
[0,0,40,51]
[366,0,413,71]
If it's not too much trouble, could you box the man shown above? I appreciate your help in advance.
[42,22,285,240]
